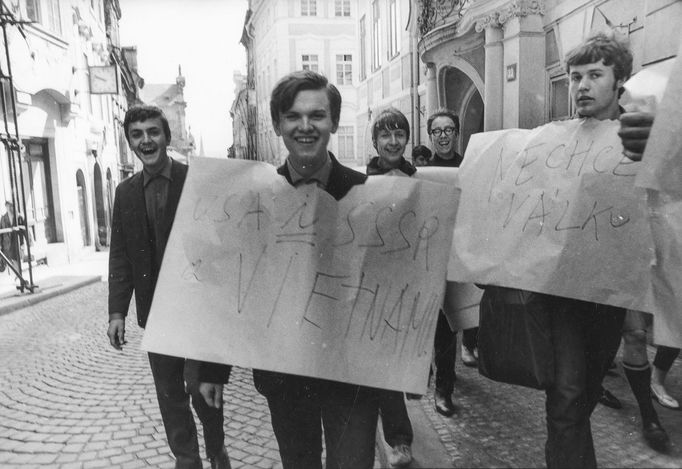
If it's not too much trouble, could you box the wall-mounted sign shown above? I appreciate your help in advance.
[506,63,517,82]
[89,65,118,94]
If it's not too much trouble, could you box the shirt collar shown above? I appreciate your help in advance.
[143,157,173,187]
[286,153,332,187]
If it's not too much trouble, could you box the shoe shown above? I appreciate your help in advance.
[651,385,680,410]
[434,390,456,417]
[461,346,478,367]
[388,443,412,467]
[406,393,422,400]
[598,388,623,409]
[642,421,670,452]
[209,447,231,469]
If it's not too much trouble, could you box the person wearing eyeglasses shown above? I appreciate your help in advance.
[427,109,463,167]
[425,109,478,417]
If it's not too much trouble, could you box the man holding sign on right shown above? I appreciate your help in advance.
[476,32,635,468]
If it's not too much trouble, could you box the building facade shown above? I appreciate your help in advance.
[240,0,360,166]
[355,0,424,162]
[233,0,679,167]
[0,0,140,270]
[230,70,256,161]
[415,0,681,155]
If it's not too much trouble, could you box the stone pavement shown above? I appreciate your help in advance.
[403,346,682,468]
[0,250,107,316]
[0,282,282,469]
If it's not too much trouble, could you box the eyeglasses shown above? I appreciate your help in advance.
[430,127,456,137]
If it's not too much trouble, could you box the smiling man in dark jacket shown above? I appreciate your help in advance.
[107,105,230,469]
[198,71,378,469]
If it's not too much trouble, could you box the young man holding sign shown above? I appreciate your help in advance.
[478,32,634,468]
[199,71,379,469]
[107,105,231,469]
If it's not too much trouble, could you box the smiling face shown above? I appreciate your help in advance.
[569,60,623,121]
[429,116,458,159]
[127,117,169,173]
[275,88,337,176]
[374,128,408,168]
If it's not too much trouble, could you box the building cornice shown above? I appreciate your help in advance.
[474,0,545,32]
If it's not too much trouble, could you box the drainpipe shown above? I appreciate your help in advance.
[408,3,421,146]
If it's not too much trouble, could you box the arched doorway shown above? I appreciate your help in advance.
[461,89,484,152]
[440,66,484,156]
[76,170,90,246]
[93,163,107,248]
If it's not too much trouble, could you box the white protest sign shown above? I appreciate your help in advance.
[630,47,682,347]
[448,119,657,313]
[414,168,482,330]
[142,158,458,393]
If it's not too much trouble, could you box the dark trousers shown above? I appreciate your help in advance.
[462,327,478,351]
[434,311,456,394]
[433,312,479,394]
[544,299,625,469]
[378,390,413,447]
[148,353,227,468]
[258,373,378,469]
[653,346,680,372]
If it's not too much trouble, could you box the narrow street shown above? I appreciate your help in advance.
[1,281,682,468]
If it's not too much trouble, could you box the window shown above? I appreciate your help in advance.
[301,0,317,16]
[26,0,62,35]
[359,15,367,81]
[25,0,38,21]
[388,0,399,58]
[336,55,352,85]
[301,54,319,72]
[549,75,570,121]
[371,1,381,70]
[545,29,560,66]
[335,0,350,17]
[0,78,15,123]
[337,126,354,160]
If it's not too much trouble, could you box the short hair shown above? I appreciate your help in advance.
[270,70,342,128]
[123,105,171,143]
[371,108,410,143]
[411,144,432,160]
[427,108,460,135]
[565,31,633,83]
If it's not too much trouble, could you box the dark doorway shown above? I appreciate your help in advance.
[76,170,90,246]
[93,162,107,247]
[106,168,113,246]
[22,138,57,244]
[441,67,485,156]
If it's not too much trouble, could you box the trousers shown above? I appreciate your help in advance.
[378,390,413,447]
[255,371,378,469]
[433,311,478,394]
[148,353,227,468]
[543,298,625,468]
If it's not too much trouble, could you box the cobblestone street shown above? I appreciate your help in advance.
[1,281,682,468]
[418,354,682,468]
[0,282,279,469]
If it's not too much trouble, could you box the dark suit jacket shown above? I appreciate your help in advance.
[200,153,367,386]
[108,159,188,328]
